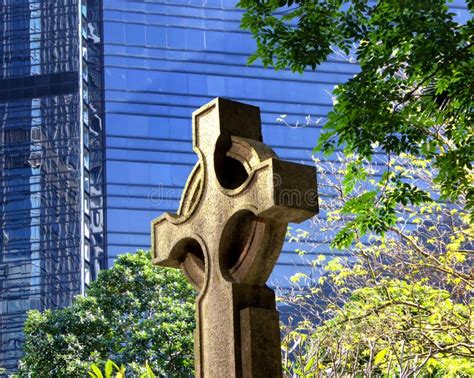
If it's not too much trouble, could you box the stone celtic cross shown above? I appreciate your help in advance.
[152,98,318,377]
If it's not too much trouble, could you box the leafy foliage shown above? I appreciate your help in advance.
[238,0,474,246]
[19,251,195,377]
[281,155,473,377]
[283,282,473,377]
[89,360,127,378]
[88,360,156,378]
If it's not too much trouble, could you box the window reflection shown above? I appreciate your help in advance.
[84,148,90,170]
[85,240,91,262]
[84,193,90,215]
[84,170,90,193]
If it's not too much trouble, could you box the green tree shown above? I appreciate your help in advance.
[238,3,473,373]
[238,0,473,246]
[18,251,195,377]
[281,155,473,377]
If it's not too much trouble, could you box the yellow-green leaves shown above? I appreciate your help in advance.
[281,152,472,376]
[373,348,388,366]
[88,360,125,378]
[88,360,156,378]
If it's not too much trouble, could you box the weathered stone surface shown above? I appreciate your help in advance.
[240,307,282,378]
[151,98,318,377]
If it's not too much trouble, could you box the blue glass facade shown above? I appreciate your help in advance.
[101,0,470,286]
[0,0,105,372]
[101,0,357,286]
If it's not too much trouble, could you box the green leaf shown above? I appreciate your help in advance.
[90,364,104,378]
[145,363,156,378]
[304,355,317,373]
[374,348,388,365]
[105,360,113,378]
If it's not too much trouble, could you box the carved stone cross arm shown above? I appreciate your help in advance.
[152,98,318,377]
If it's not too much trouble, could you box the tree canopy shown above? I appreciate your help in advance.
[238,0,473,246]
[18,251,195,377]
[281,154,473,376]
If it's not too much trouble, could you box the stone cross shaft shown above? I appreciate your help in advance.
[152,98,318,377]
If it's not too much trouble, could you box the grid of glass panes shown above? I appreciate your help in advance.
[0,0,83,372]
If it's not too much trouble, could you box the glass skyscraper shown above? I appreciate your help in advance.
[0,0,470,374]
[0,0,105,372]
